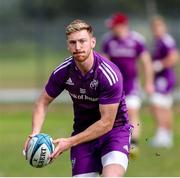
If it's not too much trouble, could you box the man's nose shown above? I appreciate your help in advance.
[75,42,81,50]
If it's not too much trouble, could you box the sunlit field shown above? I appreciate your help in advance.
[0,104,180,176]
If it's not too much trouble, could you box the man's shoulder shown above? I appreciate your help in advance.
[53,56,73,75]
[95,51,118,70]
[161,34,176,48]
[95,52,121,86]
[130,31,146,44]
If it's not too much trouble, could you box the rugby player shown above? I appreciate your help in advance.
[101,12,154,158]
[24,19,131,177]
[149,16,179,148]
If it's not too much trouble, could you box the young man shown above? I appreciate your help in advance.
[24,19,131,177]
[101,12,154,158]
[149,16,179,148]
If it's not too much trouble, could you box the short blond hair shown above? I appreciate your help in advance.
[66,19,93,36]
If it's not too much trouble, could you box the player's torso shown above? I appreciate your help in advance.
[152,35,176,78]
[152,39,168,60]
[152,35,177,92]
[152,34,175,61]
[105,35,139,60]
[103,32,142,80]
[61,54,129,132]
[64,64,100,107]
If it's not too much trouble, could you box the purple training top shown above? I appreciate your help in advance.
[152,33,177,93]
[45,51,128,133]
[101,31,147,95]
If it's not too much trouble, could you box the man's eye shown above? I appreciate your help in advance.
[70,41,76,45]
[79,39,86,43]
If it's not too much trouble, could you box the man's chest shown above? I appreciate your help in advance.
[107,39,137,58]
[153,42,167,58]
[64,75,100,102]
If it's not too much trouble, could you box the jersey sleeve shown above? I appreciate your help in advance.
[45,70,65,98]
[132,31,147,57]
[99,64,123,104]
[163,34,177,52]
[136,41,147,57]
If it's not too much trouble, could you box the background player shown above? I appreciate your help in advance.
[24,19,131,177]
[149,16,179,148]
[101,12,154,158]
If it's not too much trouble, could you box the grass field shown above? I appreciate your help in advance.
[0,103,180,176]
[0,43,68,88]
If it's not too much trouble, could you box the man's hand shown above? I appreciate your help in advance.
[23,133,38,157]
[50,138,72,160]
[153,60,164,73]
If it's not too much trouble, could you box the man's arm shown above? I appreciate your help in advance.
[70,103,119,145]
[162,50,179,67]
[140,51,154,94]
[31,90,54,135]
[153,50,179,72]
[50,103,119,159]
[23,90,54,153]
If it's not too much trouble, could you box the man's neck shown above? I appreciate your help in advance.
[116,29,129,39]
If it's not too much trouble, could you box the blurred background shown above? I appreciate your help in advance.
[0,0,180,176]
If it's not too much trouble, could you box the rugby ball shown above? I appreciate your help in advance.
[26,133,54,168]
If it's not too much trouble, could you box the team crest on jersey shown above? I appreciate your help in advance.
[90,79,98,90]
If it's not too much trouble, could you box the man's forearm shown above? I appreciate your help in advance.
[31,103,48,135]
[153,51,179,72]
[144,63,154,84]
[31,91,53,135]
[69,118,113,147]
[162,51,179,68]
[140,52,154,85]
[143,59,154,85]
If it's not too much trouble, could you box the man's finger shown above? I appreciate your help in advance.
[22,149,26,156]
[23,137,31,158]
[52,139,60,144]
[50,146,62,159]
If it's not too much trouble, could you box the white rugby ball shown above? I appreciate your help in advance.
[26,133,54,168]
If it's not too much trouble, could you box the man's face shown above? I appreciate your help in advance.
[112,24,128,38]
[151,20,166,38]
[67,30,96,62]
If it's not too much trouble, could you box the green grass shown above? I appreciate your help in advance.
[0,103,73,176]
[127,105,180,176]
[0,42,69,88]
[0,104,180,176]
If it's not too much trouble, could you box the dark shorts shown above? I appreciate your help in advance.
[70,124,131,176]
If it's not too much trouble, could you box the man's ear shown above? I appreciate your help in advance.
[67,40,70,51]
[91,37,96,48]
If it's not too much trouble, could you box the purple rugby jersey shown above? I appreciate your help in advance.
[45,51,128,133]
[152,34,177,93]
[101,31,147,95]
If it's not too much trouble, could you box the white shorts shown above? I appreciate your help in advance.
[126,95,141,109]
[149,92,173,108]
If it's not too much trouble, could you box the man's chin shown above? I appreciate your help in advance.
[74,55,87,62]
